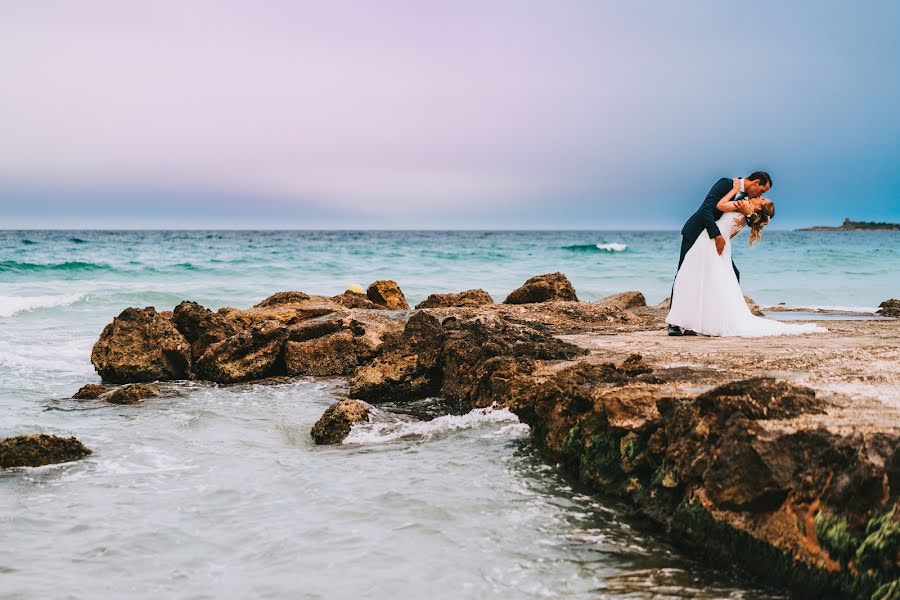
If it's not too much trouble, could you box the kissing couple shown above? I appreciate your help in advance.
[666,171,825,337]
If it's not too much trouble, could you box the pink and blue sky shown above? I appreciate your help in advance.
[1,0,898,229]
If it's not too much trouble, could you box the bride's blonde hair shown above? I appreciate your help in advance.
[749,201,775,246]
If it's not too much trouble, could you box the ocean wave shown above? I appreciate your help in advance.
[344,406,529,444]
[69,237,89,244]
[0,294,86,318]
[21,239,38,245]
[0,260,113,273]
[562,243,628,253]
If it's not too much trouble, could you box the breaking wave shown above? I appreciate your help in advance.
[562,243,628,253]
[343,406,529,444]
[0,294,85,318]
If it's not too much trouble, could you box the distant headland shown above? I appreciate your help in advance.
[798,218,900,231]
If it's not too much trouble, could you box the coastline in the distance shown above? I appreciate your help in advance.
[798,218,900,231]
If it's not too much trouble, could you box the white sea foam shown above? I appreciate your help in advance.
[597,243,628,252]
[0,294,84,318]
[344,406,529,444]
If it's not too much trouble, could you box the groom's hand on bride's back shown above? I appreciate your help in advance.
[715,235,725,255]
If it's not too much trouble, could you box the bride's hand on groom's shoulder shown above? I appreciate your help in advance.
[732,178,742,193]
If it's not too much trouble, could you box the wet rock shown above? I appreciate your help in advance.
[0,434,92,468]
[194,323,288,383]
[72,383,111,399]
[877,299,900,318]
[366,280,410,310]
[253,291,311,308]
[441,315,589,410]
[332,291,379,309]
[91,307,191,383]
[311,399,371,444]
[104,383,161,405]
[595,291,646,310]
[172,301,242,361]
[415,289,494,309]
[349,312,446,402]
[503,272,578,304]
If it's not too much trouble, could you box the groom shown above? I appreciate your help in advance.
[668,171,772,336]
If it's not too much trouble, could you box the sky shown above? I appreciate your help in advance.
[1,0,899,229]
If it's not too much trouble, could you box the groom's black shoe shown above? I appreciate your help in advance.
[683,329,698,336]
[668,325,684,336]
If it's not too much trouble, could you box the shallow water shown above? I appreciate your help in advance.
[6,228,893,598]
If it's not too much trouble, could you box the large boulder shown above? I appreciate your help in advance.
[172,301,242,361]
[284,312,404,377]
[311,399,371,444]
[415,289,494,309]
[503,273,578,304]
[877,299,900,317]
[366,280,410,310]
[595,291,646,310]
[1,434,92,468]
[91,307,191,383]
[194,323,288,383]
[349,312,446,402]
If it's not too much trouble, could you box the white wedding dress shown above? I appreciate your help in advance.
[666,211,826,337]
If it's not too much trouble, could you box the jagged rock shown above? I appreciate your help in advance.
[172,301,242,361]
[441,315,589,409]
[415,289,494,309]
[877,299,900,318]
[1,434,92,468]
[194,323,288,383]
[349,312,446,402]
[228,299,343,330]
[285,311,404,377]
[91,307,191,383]
[253,291,311,308]
[311,399,371,444]
[72,383,111,399]
[285,331,360,376]
[595,291,646,310]
[332,291,379,309]
[503,272,578,304]
[744,295,766,317]
[104,383,161,405]
[366,280,410,310]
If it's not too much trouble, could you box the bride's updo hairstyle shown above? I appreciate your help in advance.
[749,201,775,246]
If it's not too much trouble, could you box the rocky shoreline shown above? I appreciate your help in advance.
[7,275,898,599]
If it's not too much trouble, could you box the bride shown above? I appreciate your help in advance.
[666,184,826,337]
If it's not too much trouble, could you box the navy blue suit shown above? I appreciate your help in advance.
[672,178,745,304]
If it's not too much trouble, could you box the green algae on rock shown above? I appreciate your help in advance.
[0,434,92,468]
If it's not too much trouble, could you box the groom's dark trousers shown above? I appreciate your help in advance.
[671,177,742,303]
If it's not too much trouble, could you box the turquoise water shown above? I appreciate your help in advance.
[2,229,896,598]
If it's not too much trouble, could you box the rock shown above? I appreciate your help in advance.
[366,280,410,310]
[595,291,646,310]
[0,434,92,468]
[194,323,288,383]
[91,307,191,383]
[503,272,578,304]
[877,299,900,318]
[104,383,160,405]
[332,291,379,309]
[415,289,494,309]
[441,315,589,410]
[349,312,446,402]
[285,330,365,377]
[172,301,242,361]
[744,295,765,317]
[311,399,371,444]
[253,291,311,308]
[656,297,671,310]
[72,383,111,399]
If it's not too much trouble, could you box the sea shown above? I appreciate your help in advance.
[2,229,897,599]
